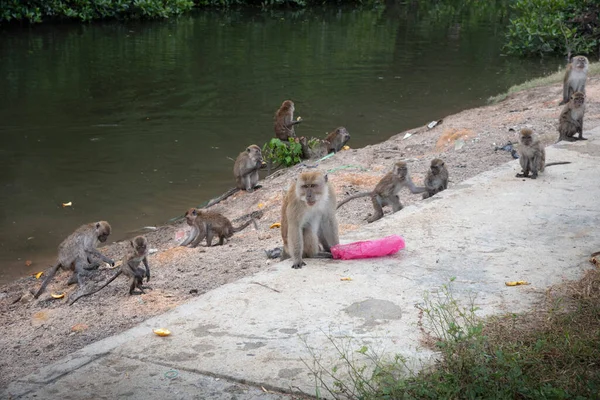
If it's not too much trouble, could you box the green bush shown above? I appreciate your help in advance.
[505,0,600,56]
[262,138,303,168]
[0,0,194,23]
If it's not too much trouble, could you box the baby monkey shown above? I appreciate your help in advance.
[422,158,449,199]
[558,92,586,142]
[69,236,151,305]
[337,161,427,222]
[516,128,570,179]
[182,207,261,247]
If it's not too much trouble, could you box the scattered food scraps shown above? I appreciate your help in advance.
[342,145,351,150]
[34,271,43,279]
[25,260,32,267]
[296,116,302,121]
[505,281,530,286]
[153,328,171,337]
[258,203,265,209]
[62,201,72,207]
[50,292,65,299]
[71,323,88,333]
[340,277,352,281]
[269,222,281,229]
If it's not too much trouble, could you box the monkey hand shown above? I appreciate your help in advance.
[108,259,115,267]
[291,261,306,269]
[146,273,151,282]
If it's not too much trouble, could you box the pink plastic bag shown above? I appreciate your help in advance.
[330,235,405,260]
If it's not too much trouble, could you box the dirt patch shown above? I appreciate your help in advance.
[1,78,599,388]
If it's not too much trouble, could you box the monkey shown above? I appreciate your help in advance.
[233,144,263,192]
[183,207,261,247]
[516,128,571,179]
[274,100,302,141]
[422,158,449,199]
[337,161,427,223]
[299,127,351,159]
[180,207,211,248]
[34,221,114,299]
[281,170,339,269]
[558,91,586,142]
[559,55,589,105]
[69,236,151,305]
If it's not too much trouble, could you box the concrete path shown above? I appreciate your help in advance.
[6,127,600,399]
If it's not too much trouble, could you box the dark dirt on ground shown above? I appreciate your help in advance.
[1,77,599,388]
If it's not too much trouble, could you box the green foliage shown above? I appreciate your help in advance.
[261,138,303,168]
[0,0,194,23]
[305,277,600,399]
[505,0,600,56]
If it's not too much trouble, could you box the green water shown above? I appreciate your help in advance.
[0,6,562,283]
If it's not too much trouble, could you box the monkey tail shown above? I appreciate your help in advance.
[33,264,61,299]
[232,218,255,233]
[336,192,373,209]
[69,270,122,306]
[545,162,572,167]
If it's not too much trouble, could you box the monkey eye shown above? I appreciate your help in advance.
[301,184,309,189]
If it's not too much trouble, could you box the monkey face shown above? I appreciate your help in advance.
[98,233,109,243]
[571,92,585,107]
[520,135,533,146]
[133,239,147,256]
[431,160,444,174]
[393,163,408,179]
[184,208,198,226]
[573,56,588,70]
[95,222,111,242]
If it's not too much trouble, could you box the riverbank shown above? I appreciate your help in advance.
[1,74,599,389]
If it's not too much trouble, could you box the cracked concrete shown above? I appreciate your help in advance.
[5,127,600,399]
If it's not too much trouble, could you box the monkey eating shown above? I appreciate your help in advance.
[281,170,339,269]
[34,221,114,299]
[559,55,589,105]
[300,127,351,159]
[233,144,263,192]
[182,207,261,247]
[274,100,302,141]
[69,236,151,305]
[516,128,571,179]
[558,91,586,142]
[337,161,427,223]
[422,158,449,199]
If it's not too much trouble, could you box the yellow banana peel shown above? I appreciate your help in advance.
[153,328,171,337]
[269,222,281,229]
[50,292,65,299]
[505,281,530,286]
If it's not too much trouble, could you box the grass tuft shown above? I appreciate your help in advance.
[488,62,600,104]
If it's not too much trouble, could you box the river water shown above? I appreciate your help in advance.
[0,5,562,284]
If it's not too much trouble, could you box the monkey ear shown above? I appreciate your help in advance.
[96,223,100,229]
[192,209,197,216]
[247,148,251,153]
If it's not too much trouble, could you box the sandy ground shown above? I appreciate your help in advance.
[1,77,599,388]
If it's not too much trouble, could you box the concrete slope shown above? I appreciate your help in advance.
[7,128,600,399]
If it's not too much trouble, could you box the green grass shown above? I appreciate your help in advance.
[488,62,600,104]
[307,270,600,400]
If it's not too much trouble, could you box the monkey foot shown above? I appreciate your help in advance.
[291,261,306,269]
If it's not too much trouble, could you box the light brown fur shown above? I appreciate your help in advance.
[281,171,339,269]
[274,100,302,140]
[34,221,113,298]
[337,161,427,222]
[422,158,449,199]
[183,207,260,247]
[560,56,588,105]
[233,144,263,191]
[558,92,586,142]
